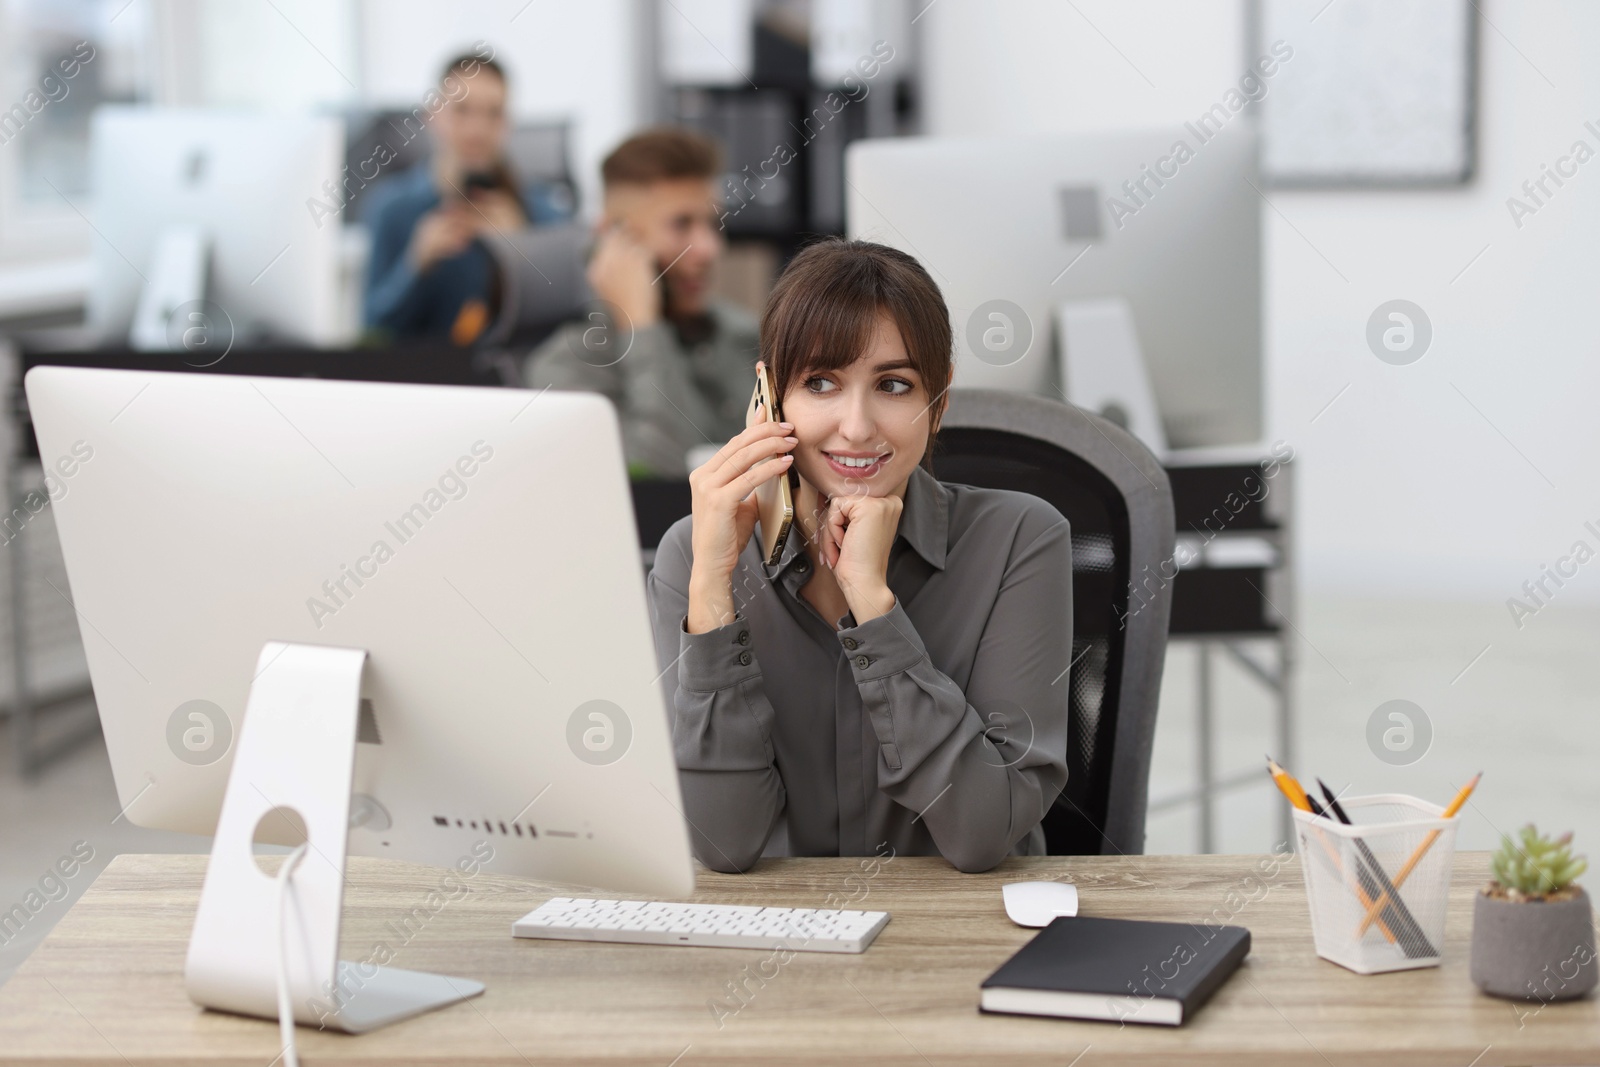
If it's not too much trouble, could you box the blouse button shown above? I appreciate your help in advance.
[738,650,752,666]
[841,637,858,650]
[854,654,870,670]
[737,630,750,645]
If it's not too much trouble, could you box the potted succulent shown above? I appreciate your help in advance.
[1470,825,1597,1001]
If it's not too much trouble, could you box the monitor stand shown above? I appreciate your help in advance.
[1057,297,1169,459]
[129,224,209,352]
[183,641,483,1033]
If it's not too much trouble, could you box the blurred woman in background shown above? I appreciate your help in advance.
[362,49,570,344]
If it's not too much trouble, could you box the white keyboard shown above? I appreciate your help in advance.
[512,897,890,953]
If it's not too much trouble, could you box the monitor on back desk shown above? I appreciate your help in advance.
[24,365,695,1032]
[845,124,1263,451]
[85,107,351,348]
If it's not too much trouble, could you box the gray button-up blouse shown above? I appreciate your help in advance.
[645,463,1072,873]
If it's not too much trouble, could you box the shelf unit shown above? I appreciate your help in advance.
[1153,452,1296,850]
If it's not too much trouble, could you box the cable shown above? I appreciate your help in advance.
[275,843,311,1067]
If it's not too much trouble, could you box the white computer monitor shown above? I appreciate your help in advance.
[24,366,695,1029]
[85,106,348,348]
[845,124,1262,450]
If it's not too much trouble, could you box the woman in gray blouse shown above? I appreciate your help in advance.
[646,239,1072,873]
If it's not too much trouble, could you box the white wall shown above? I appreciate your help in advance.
[921,0,1245,136]
[920,0,1600,606]
[192,0,360,109]
[357,0,644,216]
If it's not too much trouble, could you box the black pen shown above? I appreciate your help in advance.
[1316,778,1437,959]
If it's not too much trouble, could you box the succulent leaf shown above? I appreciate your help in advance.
[1490,824,1587,896]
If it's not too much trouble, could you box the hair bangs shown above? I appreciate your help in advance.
[769,268,890,402]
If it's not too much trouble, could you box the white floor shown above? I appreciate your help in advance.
[2,592,1596,987]
[1144,594,1600,859]
[0,696,209,986]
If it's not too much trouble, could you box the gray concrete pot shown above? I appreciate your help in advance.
[1470,885,1598,1001]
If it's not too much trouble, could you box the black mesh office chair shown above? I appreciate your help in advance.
[932,389,1174,856]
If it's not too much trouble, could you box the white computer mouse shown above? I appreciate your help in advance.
[1002,880,1080,927]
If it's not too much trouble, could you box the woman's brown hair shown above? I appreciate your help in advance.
[760,238,953,472]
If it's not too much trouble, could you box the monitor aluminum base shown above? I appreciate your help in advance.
[129,224,208,352]
[183,642,483,1033]
[1058,297,1169,459]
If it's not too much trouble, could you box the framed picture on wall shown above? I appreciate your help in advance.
[1254,0,1477,185]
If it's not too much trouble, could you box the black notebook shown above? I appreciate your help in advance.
[979,916,1250,1026]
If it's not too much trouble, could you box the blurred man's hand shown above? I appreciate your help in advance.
[587,222,661,328]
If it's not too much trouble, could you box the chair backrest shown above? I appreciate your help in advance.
[344,115,577,225]
[932,389,1174,856]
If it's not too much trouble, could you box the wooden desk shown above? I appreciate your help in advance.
[0,851,1595,1065]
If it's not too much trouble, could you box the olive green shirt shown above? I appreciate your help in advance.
[521,299,760,478]
[646,463,1073,874]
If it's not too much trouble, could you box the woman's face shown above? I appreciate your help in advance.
[780,310,946,502]
[434,71,509,173]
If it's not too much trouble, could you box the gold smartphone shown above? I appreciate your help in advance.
[746,362,795,567]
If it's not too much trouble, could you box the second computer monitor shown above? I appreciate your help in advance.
[86,106,348,348]
[845,124,1262,449]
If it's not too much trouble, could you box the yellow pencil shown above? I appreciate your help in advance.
[1266,756,1311,812]
[1266,757,1399,945]
[1355,772,1481,936]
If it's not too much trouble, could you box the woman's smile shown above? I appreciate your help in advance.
[822,449,892,478]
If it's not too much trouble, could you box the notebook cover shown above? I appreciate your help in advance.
[978,916,1251,1025]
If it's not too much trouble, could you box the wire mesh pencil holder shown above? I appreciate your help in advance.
[1292,794,1458,975]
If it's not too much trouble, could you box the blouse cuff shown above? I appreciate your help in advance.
[677,612,761,693]
[835,598,927,681]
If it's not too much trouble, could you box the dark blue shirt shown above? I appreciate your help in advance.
[361,163,572,340]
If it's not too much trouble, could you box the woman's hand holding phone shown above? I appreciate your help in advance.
[408,206,476,272]
[685,403,797,633]
[465,188,526,234]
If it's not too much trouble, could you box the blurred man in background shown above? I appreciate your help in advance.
[523,128,758,478]
[363,49,570,344]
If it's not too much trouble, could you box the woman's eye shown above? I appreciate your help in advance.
[804,376,836,394]
[881,378,913,395]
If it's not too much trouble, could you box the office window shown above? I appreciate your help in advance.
[0,0,153,261]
